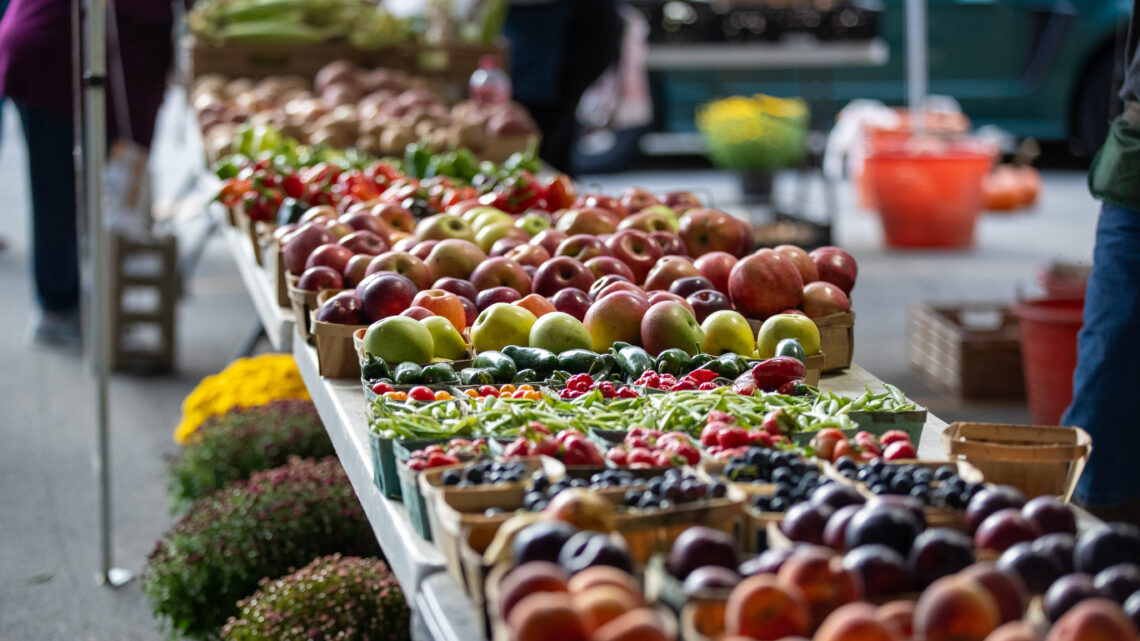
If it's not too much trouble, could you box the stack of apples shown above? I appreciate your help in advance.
[286,186,859,365]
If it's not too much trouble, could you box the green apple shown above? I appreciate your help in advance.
[640,300,705,357]
[421,316,468,361]
[757,313,820,358]
[475,221,522,253]
[701,310,756,356]
[414,213,474,243]
[515,212,551,237]
[470,303,537,353]
[639,204,679,230]
[470,209,515,234]
[461,205,504,226]
[529,312,592,354]
[364,316,434,365]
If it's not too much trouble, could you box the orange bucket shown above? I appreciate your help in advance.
[1012,299,1084,425]
[865,138,994,248]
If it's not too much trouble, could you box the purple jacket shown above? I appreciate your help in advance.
[0,0,173,145]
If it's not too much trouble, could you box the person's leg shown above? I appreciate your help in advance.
[1061,202,1140,511]
[15,102,81,345]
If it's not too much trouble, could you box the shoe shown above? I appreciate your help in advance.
[30,309,83,349]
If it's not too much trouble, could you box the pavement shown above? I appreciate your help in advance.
[0,88,1100,639]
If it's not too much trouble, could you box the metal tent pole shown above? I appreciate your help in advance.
[81,0,130,588]
[905,0,928,118]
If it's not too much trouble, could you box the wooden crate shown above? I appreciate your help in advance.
[110,232,178,373]
[908,303,1025,399]
[184,34,358,80]
[943,422,1091,501]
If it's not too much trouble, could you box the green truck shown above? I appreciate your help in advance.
[579,0,1129,170]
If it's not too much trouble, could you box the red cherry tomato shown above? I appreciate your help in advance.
[408,386,436,402]
[371,381,394,395]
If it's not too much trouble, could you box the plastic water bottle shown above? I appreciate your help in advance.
[469,55,511,106]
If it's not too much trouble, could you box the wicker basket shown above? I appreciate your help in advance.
[908,303,1025,399]
[942,422,1091,501]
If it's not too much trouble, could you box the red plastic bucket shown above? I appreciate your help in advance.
[865,141,994,248]
[1012,299,1084,425]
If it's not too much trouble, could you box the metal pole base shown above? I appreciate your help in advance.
[96,567,133,587]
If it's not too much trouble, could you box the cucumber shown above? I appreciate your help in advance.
[775,338,807,364]
[393,362,423,385]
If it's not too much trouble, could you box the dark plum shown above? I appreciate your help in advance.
[842,544,912,597]
[1043,573,1100,622]
[739,548,792,576]
[908,528,976,589]
[1021,495,1077,535]
[1075,523,1140,575]
[781,502,834,546]
[965,485,1028,534]
[974,508,1042,552]
[557,531,633,575]
[823,504,863,552]
[513,520,579,566]
[810,483,865,511]
[845,504,922,557]
[997,541,1065,594]
[1032,532,1077,575]
[667,526,739,580]
[1094,563,1140,604]
[682,566,742,596]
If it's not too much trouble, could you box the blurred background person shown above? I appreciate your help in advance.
[502,0,623,174]
[1062,1,1140,524]
[0,0,173,346]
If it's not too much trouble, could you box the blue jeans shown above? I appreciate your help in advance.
[1062,202,1140,506]
[16,103,80,313]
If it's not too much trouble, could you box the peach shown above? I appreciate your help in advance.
[986,621,1041,641]
[961,563,1030,625]
[1044,598,1140,641]
[514,293,558,318]
[508,591,589,641]
[875,601,915,641]
[573,585,642,635]
[688,599,727,639]
[411,289,465,333]
[815,603,895,641]
[567,566,643,605]
[593,608,672,641]
[725,574,812,640]
[914,575,1000,641]
[777,546,863,625]
[499,561,570,621]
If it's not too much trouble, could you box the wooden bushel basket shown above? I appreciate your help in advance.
[942,422,1091,501]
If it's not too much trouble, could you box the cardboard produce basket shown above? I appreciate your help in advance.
[746,313,850,374]
[942,422,1090,501]
[287,278,339,344]
[822,458,983,532]
[309,297,366,378]
[267,241,291,308]
[184,34,357,80]
[908,303,1024,399]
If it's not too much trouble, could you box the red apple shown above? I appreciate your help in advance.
[530,229,569,256]
[458,296,478,326]
[300,205,337,224]
[555,207,619,236]
[391,236,417,253]
[810,246,858,295]
[371,202,415,235]
[584,256,637,282]
[315,291,364,325]
[550,288,591,321]
[366,251,432,290]
[342,254,372,287]
[556,234,610,262]
[532,256,596,297]
[641,300,704,356]
[650,231,689,257]
[505,243,551,268]
[694,251,738,294]
[446,199,483,217]
[647,290,696,317]
[321,220,354,239]
[577,194,629,219]
[338,230,389,256]
[297,265,343,291]
[688,289,733,323]
[620,187,661,214]
[589,274,633,300]
[339,210,391,238]
[476,286,522,311]
[273,223,297,243]
[358,271,419,322]
[283,223,337,276]
[490,237,525,257]
[670,276,716,299]
[605,229,663,284]
[729,249,805,318]
[584,290,652,351]
[802,281,851,318]
[305,243,354,275]
[470,257,532,297]
[643,255,702,291]
[424,239,486,281]
[410,240,438,261]
[774,244,819,284]
[679,209,751,258]
[663,191,702,211]
[400,306,434,321]
[596,280,647,302]
[433,277,479,302]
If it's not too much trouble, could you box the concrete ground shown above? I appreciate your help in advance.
[0,89,1098,638]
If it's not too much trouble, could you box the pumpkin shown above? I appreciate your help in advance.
[983,164,1041,211]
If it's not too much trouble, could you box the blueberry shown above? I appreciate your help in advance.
[624,490,644,506]
[484,507,503,517]
[934,465,956,481]
[769,497,788,512]
[871,483,889,495]
[442,470,461,486]
[753,495,771,510]
[909,486,930,503]
[531,500,548,511]
[570,478,587,488]
[709,481,728,498]
[523,491,545,509]
[465,467,484,483]
[889,476,913,495]
[637,493,659,509]
[772,468,794,484]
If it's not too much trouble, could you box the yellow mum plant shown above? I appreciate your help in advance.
[174,354,311,443]
[697,94,808,170]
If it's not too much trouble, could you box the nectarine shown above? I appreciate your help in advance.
[725,574,811,640]
[986,621,1041,641]
[567,566,643,605]
[1044,598,1140,641]
[815,603,895,641]
[591,607,672,641]
[875,600,915,641]
[913,575,1000,641]
[573,585,642,634]
[507,591,590,641]
[498,561,570,621]
[777,546,863,625]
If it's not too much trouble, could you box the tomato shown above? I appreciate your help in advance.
[408,386,435,402]
[371,381,394,395]
[543,174,575,210]
[832,439,858,462]
[606,447,628,466]
[530,437,559,458]
[810,430,844,461]
[503,438,529,458]
[627,447,655,466]
[717,427,750,449]
[883,441,917,461]
[478,385,499,398]
[426,451,459,468]
[879,430,912,446]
